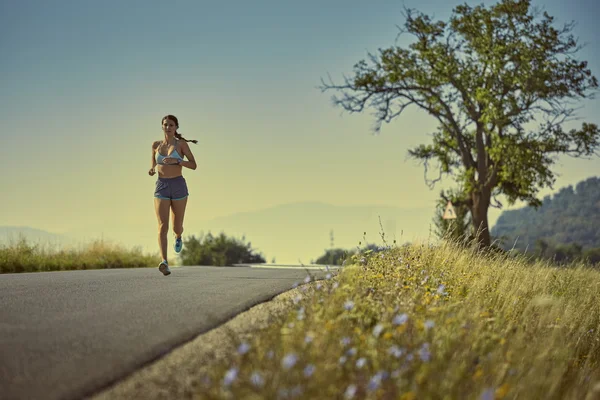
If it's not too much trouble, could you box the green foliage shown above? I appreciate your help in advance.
[321,0,600,247]
[314,248,352,266]
[313,243,393,267]
[179,232,266,266]
[491,176,600,265]
[492,176,600,249]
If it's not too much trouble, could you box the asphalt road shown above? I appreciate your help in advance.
[0,265,329,400]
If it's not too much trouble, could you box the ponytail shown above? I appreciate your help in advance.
[174,131,198,144]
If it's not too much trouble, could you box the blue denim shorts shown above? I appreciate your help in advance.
[154,176,189,200]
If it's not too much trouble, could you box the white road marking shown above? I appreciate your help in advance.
[250,265,340,270]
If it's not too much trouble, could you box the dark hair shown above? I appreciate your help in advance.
[162,115,198,144]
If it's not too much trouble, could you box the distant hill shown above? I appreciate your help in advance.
[195,201,435,263]
[491,176,600,251]
[0,226,73,248]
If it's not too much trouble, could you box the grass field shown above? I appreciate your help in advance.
[3,233,600,398]
[0,236,158,273]
[193,239,600,400]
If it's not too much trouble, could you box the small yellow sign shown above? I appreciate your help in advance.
[442,201,457,219]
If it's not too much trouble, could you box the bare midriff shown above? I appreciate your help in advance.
[157,164,183,179]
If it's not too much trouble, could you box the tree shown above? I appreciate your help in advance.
[315,248,353,266]
[320,0,599,248]
[179,232,266,266]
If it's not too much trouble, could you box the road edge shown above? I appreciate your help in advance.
[87,282,315,400]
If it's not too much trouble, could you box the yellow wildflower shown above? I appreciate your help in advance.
[400,392,415,400]
[496,383,510,398]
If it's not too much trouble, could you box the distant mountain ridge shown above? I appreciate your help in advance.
[491,176,600,251]
[0,226,72,248]
[0,202,436,263]
[195,201,435,263]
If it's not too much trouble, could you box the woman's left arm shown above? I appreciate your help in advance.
[179,141,197,170]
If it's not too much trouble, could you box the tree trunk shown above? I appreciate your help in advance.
[470,190,491,248]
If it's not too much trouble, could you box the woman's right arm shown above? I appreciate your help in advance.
[149,141,158,176]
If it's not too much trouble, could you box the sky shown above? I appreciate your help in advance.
[2,0,599,262]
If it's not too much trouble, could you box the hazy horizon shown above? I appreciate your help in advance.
[3,0,599,263]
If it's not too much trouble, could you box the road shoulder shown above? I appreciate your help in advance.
[87,284,310,400]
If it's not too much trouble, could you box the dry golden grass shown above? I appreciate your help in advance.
[0,235,157,273]
[194,238,600,399]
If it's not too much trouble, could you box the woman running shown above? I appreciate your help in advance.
[148,115,198,276]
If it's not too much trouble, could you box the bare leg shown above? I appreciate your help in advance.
[171,197,188,239]
[154,198,171,261]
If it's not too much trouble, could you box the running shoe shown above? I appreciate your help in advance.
[174,236,183,253]
[158,260,171,276]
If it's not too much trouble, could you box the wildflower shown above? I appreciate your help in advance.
[291,385,303,397]
[223,367,238,386]
[344,384,357,399]
[393,313,409,325]
[333,282,339,289]
[346,347,357,357]
[326,273,332,280]
[282,353,298,370]
[316,283,322,290]
[293,295,302,304]
[372,323,384,337]
[237,342,250,355]
[400,392,415,400]
[480,388,494,400]
[368,372,383,392]
[304,275,311,283]
[340,337,351,346]
[424,320,435,330]
[437,284,447,295]
[304,334,313,344]
[304,364,316,377]
[388,345,404,358]
[356,357,367,368]
[496,383,510,397]
[339,355,347,364]
[250,372,264,388]
[419,343,431,362]
[344,300,355,311]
